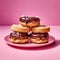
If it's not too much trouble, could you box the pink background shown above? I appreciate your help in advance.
[0,0,60,25]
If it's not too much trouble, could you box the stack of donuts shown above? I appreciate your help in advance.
[10,16,50,44]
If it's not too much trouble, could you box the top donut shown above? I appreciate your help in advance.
[19,16,40,27]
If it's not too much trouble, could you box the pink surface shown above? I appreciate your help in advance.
[0,0,60,25]
[0,26,60,60]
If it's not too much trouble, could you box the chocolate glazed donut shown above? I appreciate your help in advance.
[10,32,29,44]
[30,33,49,44]
[30,25,50,44]
[19,16,40,27]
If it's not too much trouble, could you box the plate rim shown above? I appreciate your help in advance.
[4,35,55,47]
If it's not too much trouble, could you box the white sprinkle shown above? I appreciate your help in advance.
[22,18,25,20]
[36,16,39,18]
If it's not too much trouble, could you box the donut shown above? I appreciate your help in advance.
[11,24,30,33]
[30,33,49,44]
[19,16,40,27]
[10,24,30,44]
[30,25,50,44]
[10,32,28,44]
[31,25,50,33]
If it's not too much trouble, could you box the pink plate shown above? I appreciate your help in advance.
[4,35,55,47]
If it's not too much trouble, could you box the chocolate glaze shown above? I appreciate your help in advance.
[19,16,40,23]
[31,17,40,22]
[10,32,28,39]
[39,25,46,27]
[10,32,49,40]
[30,33,49,39]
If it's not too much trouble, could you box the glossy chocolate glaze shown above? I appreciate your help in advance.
[10,32,28,39]
[19,16,40,23]
[30,33,49,39]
